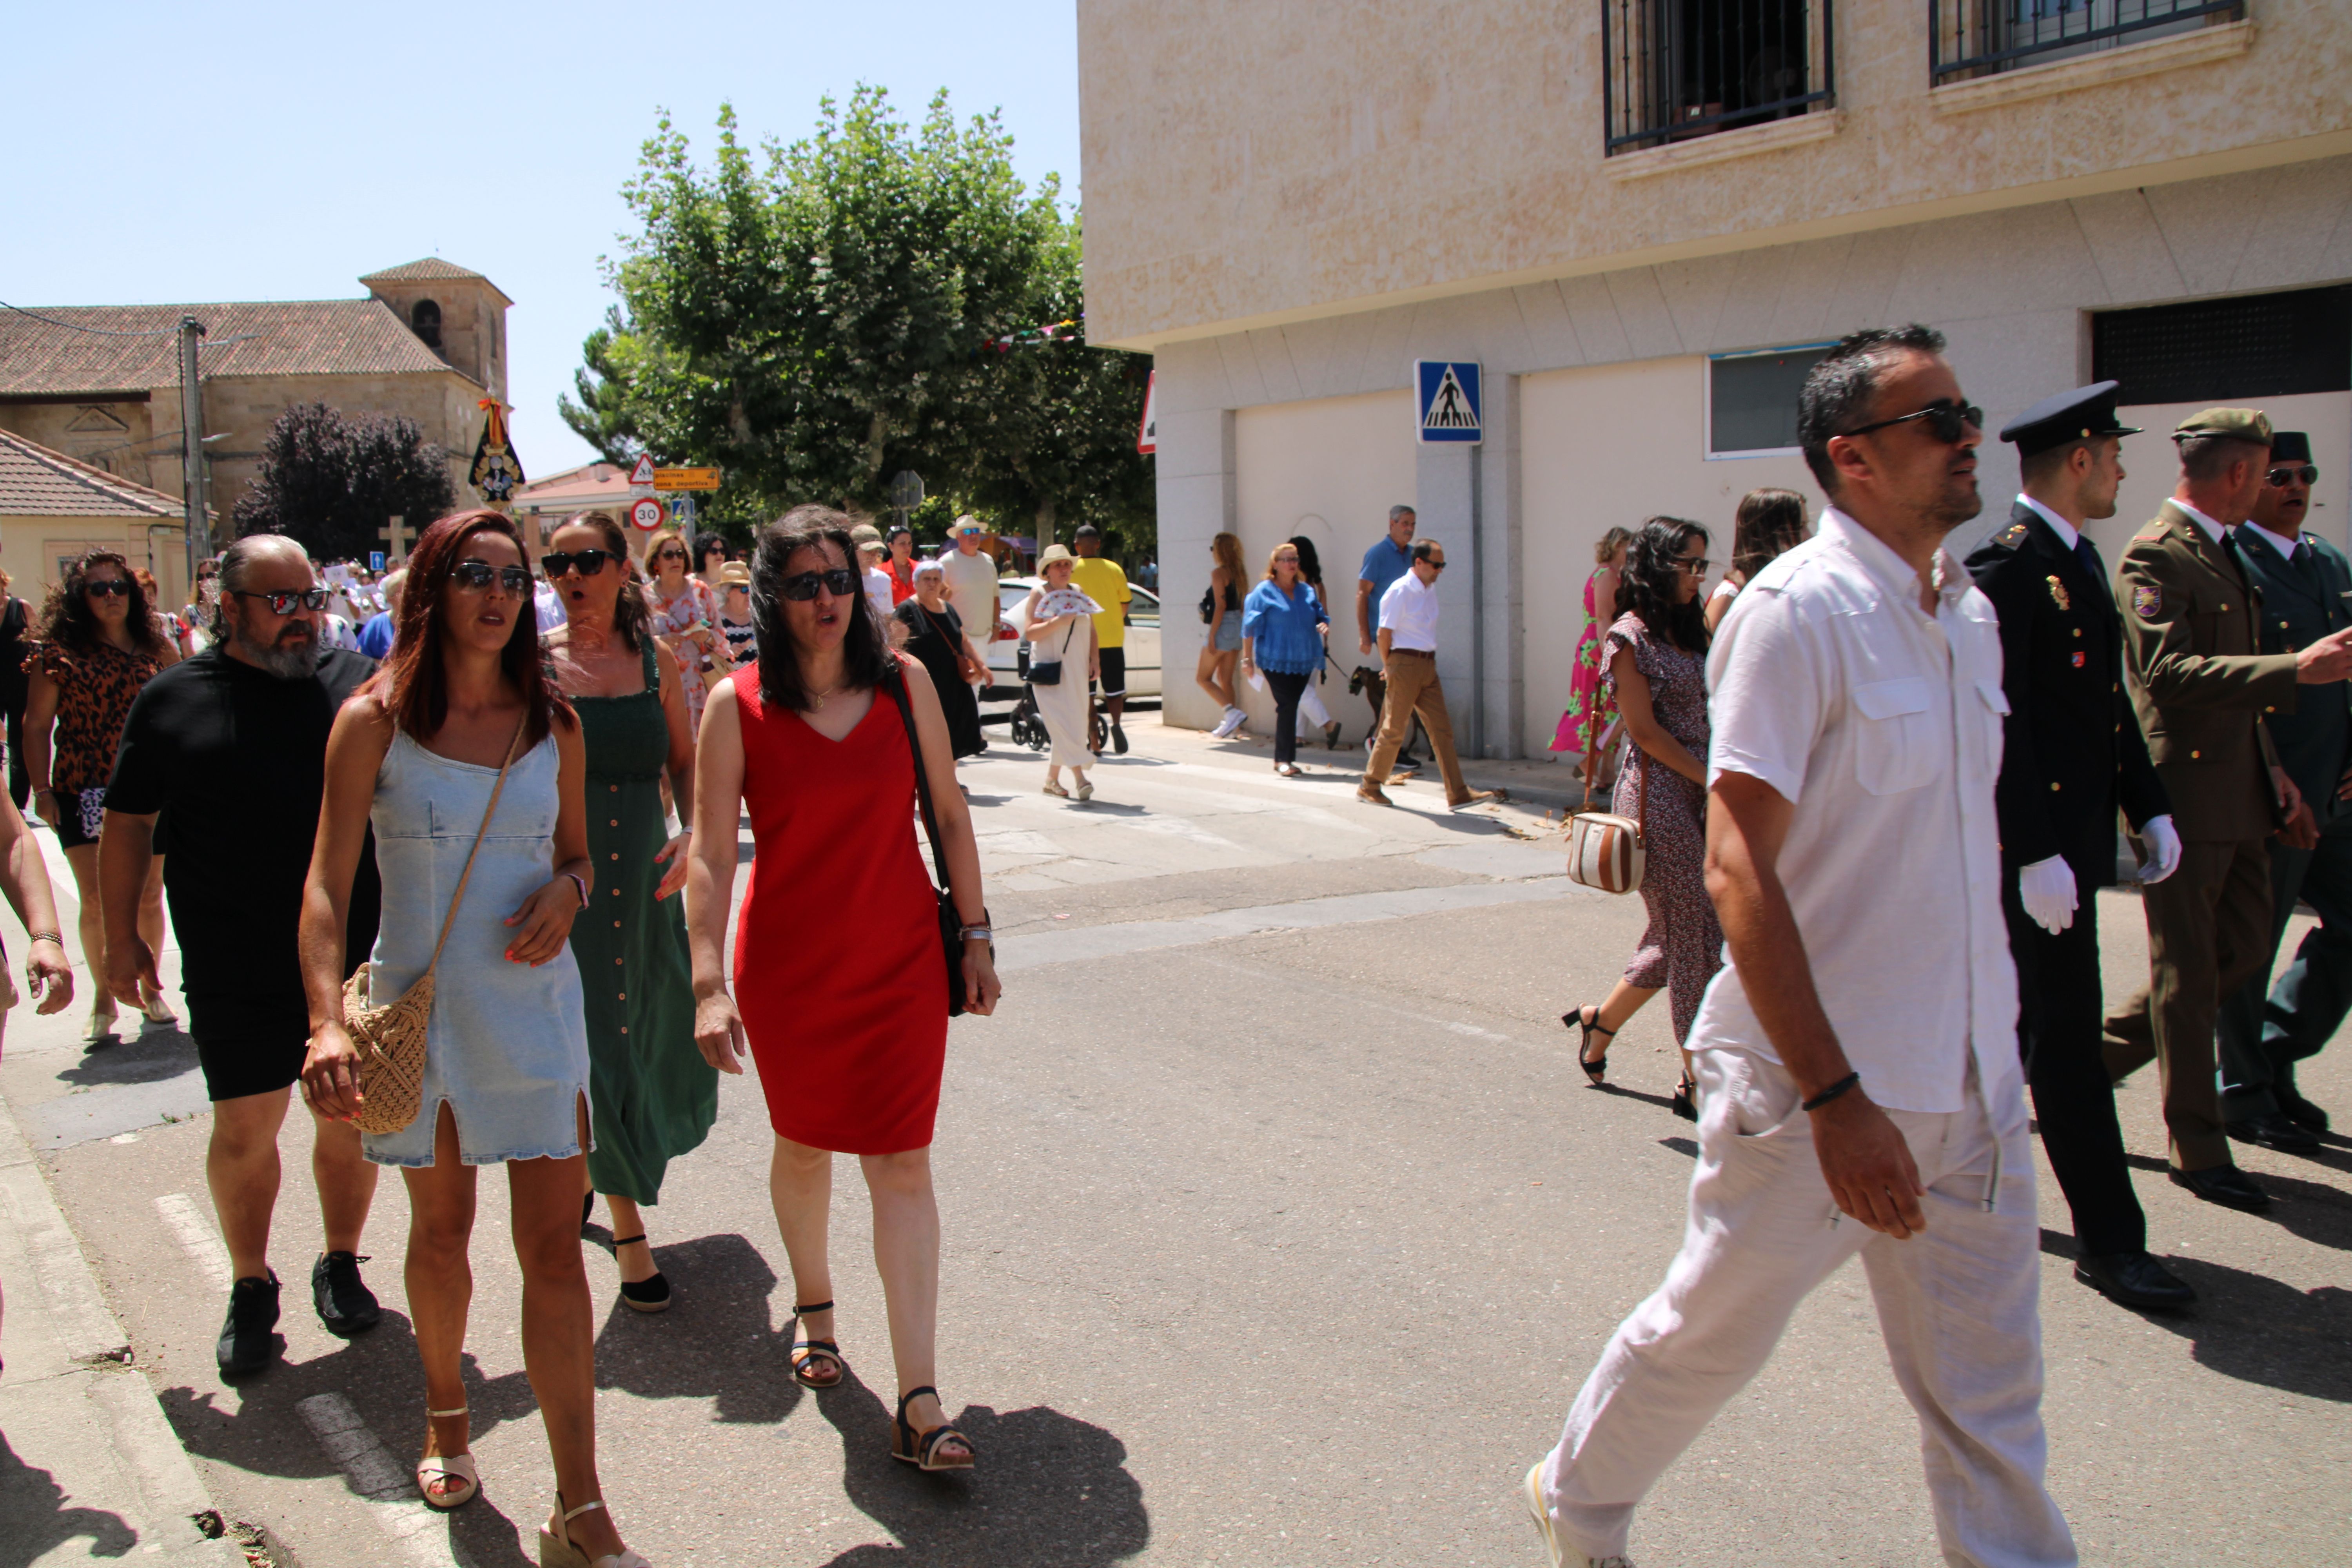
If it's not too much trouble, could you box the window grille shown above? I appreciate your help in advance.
[1602,0,1835,156]
[1930,0,2241,83]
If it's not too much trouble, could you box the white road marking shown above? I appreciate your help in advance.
[297,1392,469,1568]
[153,1192,231,1290]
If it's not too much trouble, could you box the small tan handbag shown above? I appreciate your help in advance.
[346,719,528,1136]
[1565,733,1646,895]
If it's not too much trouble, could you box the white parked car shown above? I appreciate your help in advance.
[983,576,1162,698]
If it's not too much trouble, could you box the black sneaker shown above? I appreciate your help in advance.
[312,1251,381,1336]
[1111,720,1129,755]
[217,1273,281,1377]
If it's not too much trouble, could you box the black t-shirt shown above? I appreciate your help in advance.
[107,648,381,1013]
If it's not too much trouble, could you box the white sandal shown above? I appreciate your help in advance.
[416,1405,477,1510]
[540,1495,651,1568]
[1043,780,1070,799]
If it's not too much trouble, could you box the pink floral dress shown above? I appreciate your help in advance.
[648,579,726,726]
[1552,569,1620,754]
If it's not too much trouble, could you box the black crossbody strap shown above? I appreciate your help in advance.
[882,664,953,899]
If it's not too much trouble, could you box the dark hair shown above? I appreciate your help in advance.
[553,510,652,653]
[1797,325,1949,493]
[35,546,172,660]
[367,509,571,750]
[696,535,729,568]
[1410,538,1442,564]
[1730,488,1809,582]
[752,504,892,712]
[1615,518,1712,653]
[1287,535,1325,590]
[2177,433,2266,485]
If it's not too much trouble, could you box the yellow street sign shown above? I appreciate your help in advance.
[653,467,722,492]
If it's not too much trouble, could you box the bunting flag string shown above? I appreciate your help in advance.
[973,318,1082,358]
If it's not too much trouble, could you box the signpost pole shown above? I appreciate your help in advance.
[177,315,207,591]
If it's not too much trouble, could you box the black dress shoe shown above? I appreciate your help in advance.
[2227,1111,2321,1154]
[312,1251,381,1336]
[2278,1092,2330,1134]
[2170,1164,2271,1212]
[217,1273,281,1377]
[1111,720,1129,755]
[2074,1250,2196,1311]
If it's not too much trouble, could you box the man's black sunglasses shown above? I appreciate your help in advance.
[83,579,132,599]
[779,567,860,601]
[2269,464,2319,487]
[450,561,534,593]
[230,587,329,615]
[541,549,612,579]
[1840,399,1984,446]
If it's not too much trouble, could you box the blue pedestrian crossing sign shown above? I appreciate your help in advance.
[1415,361,1482,444]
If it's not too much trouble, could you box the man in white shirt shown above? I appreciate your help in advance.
[1526,327,2075,1568]
[940,516,1003,658]
[1356,540,1504,810]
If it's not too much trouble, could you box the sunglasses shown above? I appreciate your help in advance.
[654,548,687,562]
[1840,399,1984,446]
[449,561,534,594]
[230,587,329,615]
[541,549,612,579]
[2269,465,2319,487]
[779,567,860,601]
[1423,558,1448,571]
[1676,557,1712,575]
[83,579,131,599]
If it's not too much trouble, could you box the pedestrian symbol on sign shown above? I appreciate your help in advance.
[1414,361,1483,444]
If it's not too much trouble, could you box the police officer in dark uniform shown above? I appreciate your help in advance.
[2216,430,2345,1152]
[1968,382,2193,1310]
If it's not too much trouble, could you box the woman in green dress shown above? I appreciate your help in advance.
[543,510,716,1312]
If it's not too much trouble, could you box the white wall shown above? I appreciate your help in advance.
[1210,390,1418,737]
[1519,357,1817,759]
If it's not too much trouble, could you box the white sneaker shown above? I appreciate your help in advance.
[1210,706,1247,739]
[1522,1463,1635,1568]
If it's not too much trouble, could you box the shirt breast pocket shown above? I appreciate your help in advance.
[1852,676,1936,795]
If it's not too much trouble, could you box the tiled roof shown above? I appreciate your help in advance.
[0,298,465,397]
[359,258,514,305]
[0,427,192,519]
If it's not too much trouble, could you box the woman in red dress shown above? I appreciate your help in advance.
[686,505,1000,1473]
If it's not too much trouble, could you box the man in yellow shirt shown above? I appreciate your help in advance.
[1068,525,1134,753]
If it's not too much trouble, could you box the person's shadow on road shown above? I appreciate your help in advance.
[588,1230,803,1426]
[809,1371,1149,1566]
[0,1426,138,1566]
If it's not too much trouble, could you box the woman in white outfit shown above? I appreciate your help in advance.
[1019,545,1100,800]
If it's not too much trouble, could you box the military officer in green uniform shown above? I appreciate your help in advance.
[2103,408,2352,1214]
[2214,430,2345,1154]
[1968,381,2191,1309]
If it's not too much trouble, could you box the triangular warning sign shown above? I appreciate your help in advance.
[627,454,657,486]
[1423,365,1479,431]
[1136,370,1158,455]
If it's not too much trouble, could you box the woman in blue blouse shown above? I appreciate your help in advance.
[1240,544,1330,779]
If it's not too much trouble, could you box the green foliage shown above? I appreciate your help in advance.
[566,88,1154,556]
[231,401,457,561]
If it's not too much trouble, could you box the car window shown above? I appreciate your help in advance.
[1128,587,1160,628]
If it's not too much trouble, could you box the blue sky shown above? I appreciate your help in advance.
[2,0,1083,476]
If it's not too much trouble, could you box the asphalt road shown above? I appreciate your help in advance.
[3,717,2346,1566]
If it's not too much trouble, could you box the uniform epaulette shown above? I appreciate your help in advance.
[1993,521,2029,548]
[2132,529,2165,543]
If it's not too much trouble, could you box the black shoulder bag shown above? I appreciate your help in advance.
[883,666,989,1016]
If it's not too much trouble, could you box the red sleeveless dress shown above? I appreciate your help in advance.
[731,661,948,1153]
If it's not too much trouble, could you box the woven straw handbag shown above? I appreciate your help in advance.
[346,719,528,1137]
[1564,726,1646,895]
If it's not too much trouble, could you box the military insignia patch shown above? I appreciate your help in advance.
[2047,575,2071,611]
[2132,584,2162,618]
[1997,521,2029,547]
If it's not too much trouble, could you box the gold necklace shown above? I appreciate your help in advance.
[808,680,843,711]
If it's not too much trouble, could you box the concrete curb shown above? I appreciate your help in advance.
[0,1066,242,1566]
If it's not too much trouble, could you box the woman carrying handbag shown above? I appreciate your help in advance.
[1563,518,1723,1122]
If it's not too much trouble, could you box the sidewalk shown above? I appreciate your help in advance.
[1140,713,1596,813]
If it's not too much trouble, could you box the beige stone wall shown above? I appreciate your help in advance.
[0,514,191,611]
[201,371,487,527]
[0,401,164,489]
[1079,0,2352,346]
[362,279,509,403]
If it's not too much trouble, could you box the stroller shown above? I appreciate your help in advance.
[1008,642,1050,751]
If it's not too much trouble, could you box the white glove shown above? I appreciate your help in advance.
[2137,814,2182,886]
[2019,854,2078,935]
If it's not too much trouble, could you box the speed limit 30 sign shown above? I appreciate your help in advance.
[629,497,666,531]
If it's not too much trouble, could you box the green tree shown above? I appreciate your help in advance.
[231,401,456,560]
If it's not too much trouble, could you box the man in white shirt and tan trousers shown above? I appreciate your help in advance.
[1357,538,1504,810]
[1525,327,2074,1568]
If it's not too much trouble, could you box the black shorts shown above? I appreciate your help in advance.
[51,787,102,850]
[188,994,311,1103]
[1093,647,1127,700]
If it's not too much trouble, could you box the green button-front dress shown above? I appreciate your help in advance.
[574,638,716,1203]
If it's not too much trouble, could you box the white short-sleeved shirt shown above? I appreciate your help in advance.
[940,546,1001,630]
[1377,570,1441,653]
[1695,506,2020,1116]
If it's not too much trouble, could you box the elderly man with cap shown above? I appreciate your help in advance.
[2103,409,2352,1214]
[1967,382,2191,1309]
[939,515,1003,663]
[2214,430,2347,1154]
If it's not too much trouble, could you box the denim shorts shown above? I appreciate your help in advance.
[1214,617,1243,653]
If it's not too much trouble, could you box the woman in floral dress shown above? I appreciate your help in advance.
[1553,527,1634,786]
[642,528,732,733]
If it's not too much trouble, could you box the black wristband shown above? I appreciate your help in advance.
[1801,1072,1862,1112]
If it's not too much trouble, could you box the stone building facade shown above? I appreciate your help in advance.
[0,259,512,537]
[1078,0,2352,755]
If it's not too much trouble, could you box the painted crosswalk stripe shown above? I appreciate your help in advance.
[296,1392,468,1568]
[153,1192,231,1289]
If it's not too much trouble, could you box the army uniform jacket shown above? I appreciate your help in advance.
[2233,525,2352,820]
[1967,501,2169,884]
[2114,499,2296,842]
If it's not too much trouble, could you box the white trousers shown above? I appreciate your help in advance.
[1538,1048,2075,1567]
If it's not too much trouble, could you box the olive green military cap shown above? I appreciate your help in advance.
[2171,407,2274,446]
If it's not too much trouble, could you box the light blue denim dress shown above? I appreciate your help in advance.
[360,730,591,1168]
